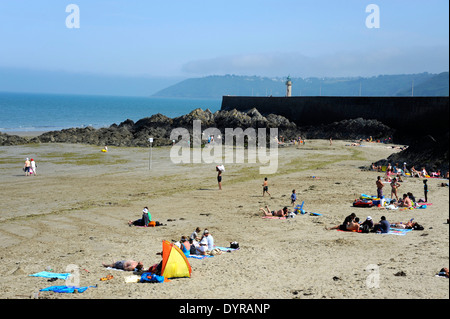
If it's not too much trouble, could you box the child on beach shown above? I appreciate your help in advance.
[291,189,297,206]
[262,177,271,197]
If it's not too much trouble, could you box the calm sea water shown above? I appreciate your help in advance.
[0,92,221,132]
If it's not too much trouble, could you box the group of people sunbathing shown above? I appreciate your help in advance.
[372,162,448,181]
[326,213,386,233]
[174,227,222,256]
[102,225,220,277]
[327,213,423,234]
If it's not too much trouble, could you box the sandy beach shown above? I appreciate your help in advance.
[0,139,448,300]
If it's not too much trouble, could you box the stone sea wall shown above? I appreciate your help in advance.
[221,96,449,142]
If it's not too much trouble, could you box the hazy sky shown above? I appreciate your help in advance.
[0,0,448,79]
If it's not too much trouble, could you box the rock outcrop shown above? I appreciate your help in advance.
[1,108,396,148]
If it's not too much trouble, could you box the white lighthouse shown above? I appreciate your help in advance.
[285,76,292,97]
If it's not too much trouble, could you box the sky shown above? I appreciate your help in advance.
[0,0,448,95]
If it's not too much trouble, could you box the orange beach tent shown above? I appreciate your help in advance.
[161,240,192,279]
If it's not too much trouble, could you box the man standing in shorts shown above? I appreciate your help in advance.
[376,176,384,199]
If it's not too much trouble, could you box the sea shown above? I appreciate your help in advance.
[0,92,222,133]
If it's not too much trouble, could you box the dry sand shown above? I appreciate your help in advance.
[0,139,448,300]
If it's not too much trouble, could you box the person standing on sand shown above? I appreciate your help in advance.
[376,176,384,199]
[423,179,428,203]
[30,158,37,176]
[291,189,297,206]
[23,158,31,176]
[390,177,400,201]
[262,177,271,197]
[216,165,224,190]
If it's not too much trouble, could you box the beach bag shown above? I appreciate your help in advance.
[413,223,424,230]
[230,241,239,249]
[140,272,164,283]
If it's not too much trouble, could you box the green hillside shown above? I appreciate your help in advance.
[152,73,449,99]
[396,72,449,96]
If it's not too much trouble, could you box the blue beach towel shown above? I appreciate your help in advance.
[29,271,72,280]
[187,254,214,259]
[40,285,96,293]
[385,228,413,236]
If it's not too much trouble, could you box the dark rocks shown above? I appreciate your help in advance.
[0,110,394,148]
[377,132,449,173]
[1,108,302,147]
[0,133,30,146]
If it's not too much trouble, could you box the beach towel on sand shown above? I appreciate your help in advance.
[385,228,413,236]
[262,216,286,220]
[187,246,239,259]
[29,271,72,280]
[337,228,413,235]
[40,285,96,293]
[187,255,213,259]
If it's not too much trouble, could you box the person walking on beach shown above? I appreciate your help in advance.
[423,179,428,203]
[216,165,224,190]
[291,189,297,206]
[262,177,271,197]
[390,177,400,201]
[23,158,31,176]
[30,158,37,176]
[376,176,384,199]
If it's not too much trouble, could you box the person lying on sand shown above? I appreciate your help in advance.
[390,219,416,229]
[102,260,144,272]
[326,213,357,231]
[260,205,288,217]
